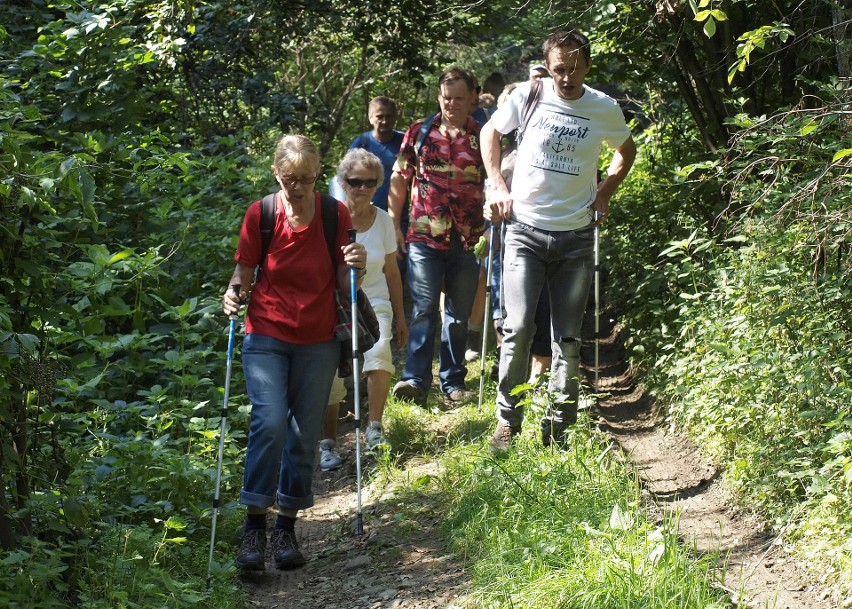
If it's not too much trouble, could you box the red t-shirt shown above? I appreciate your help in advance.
[235,192,352,344]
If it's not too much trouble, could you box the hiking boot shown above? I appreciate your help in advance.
[270,527,306,569]
[445,387,474,403]
[319,439,343,471]
[393,380,426,405]
[365,421,389,450]
[541,406,576,448]
[489,421,520,452]
[235,528,266,571]
[541,422,569,449]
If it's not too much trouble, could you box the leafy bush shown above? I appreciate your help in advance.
[608,86,851,595]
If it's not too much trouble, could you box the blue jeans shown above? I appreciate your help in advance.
[497,221,594,431]
[403,236,479,396]
[240,333,338,511]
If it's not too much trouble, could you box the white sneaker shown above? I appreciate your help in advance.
[365,422,388,450]
[319,439,343,471]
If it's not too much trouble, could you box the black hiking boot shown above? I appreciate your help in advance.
[235,528,266,571]
[271,527,306,569]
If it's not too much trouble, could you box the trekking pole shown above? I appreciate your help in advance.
[207,283,240,590]
[478,223,496,411]
[594,212,600,397]
[348,229,364,536]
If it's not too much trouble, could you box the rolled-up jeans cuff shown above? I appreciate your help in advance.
[240,488,275,509]
[276,490,314,512]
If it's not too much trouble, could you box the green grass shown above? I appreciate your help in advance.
[378,386,728,609]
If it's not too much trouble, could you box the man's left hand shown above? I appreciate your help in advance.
[592,192,611,226]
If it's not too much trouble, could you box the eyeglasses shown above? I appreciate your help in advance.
[345,177,378,189]
[277,174,318,186]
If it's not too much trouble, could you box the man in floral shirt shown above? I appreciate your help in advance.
[388,66,486,405]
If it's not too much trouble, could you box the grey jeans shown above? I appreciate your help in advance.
[496,220,595,431]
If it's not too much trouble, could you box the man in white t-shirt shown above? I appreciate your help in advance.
[481,28,636,450]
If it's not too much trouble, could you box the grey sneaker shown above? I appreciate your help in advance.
[270,527,306,569]
[393,380,426,405]
[319,439,343,471]
[235,528,266,571]
[365,422,388,450]
[489,421,520,452]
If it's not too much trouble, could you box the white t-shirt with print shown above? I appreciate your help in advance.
[355,207,397,308]
[490,79,630,231]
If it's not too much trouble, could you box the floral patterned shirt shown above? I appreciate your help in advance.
[393,115,486,250]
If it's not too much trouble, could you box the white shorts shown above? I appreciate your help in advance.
[362,300,394,375]
[327,374,346,405]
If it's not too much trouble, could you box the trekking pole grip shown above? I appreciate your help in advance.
[230,283,242,319]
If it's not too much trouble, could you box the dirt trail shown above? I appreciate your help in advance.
[241,440,470,609]
[589,308,830,609]
[240,308,830,609]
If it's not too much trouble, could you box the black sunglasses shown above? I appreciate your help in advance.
[345,177,378,189]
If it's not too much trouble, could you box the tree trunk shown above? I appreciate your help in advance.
[670,54,720,152]
[12,390,32,538]
[0,476,16,550]
[832,1,851,78]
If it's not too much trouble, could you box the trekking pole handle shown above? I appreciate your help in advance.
[229,283,242,320]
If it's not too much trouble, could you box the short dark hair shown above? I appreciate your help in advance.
[438,67,476,92]
[543,29,591,65]
[483,72,506,97]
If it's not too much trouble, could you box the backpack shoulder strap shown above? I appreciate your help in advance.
[259,193,276,269]
[517,79,543,144]
[319,193,339,271]
[414,113,438,157]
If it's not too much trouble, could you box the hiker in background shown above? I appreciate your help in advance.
[332,96,404,213]
[470,75,491,126]
[464,71,507,363]
[529,63,549,80]
[222,134,366,570]
[331,96,408,281]
[483,71,507,100]
[482,28,636,450]
[389,66,486,407]
[320,149,408,469]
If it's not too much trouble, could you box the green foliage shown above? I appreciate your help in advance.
[608,77,851,595]
[2,0,850,603]
[433,428,725,608]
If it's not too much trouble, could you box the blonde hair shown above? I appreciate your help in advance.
[272,135,320,175]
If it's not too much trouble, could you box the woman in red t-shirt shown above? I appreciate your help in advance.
[222,135,366,571]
